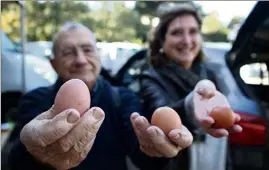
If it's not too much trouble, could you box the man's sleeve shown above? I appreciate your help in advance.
[117,87,171,170]
[8,89,53,170]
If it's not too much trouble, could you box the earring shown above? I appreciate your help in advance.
[159,48,164,54]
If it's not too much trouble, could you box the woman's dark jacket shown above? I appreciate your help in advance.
[139,61,218,170]
[139,61,218,137]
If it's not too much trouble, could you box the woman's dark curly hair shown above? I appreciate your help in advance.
[148,4,206,67]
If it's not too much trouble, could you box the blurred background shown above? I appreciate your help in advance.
[1,1,268,170]
[1,1,255,74]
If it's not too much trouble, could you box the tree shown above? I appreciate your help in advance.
[134,1,205,43]
[134,1,201,17]
[135,1,162,17]
[2,1,146,43]
[201,11,223,34]
[89,2,140,42]
[1,3,21,40]
[25,0,93,41]
[201,11,229,42]
[227,16,243,29]
[1,1,93,41]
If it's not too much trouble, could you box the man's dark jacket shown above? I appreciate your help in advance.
[8,76,169,170]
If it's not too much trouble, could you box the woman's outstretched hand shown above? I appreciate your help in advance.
[192,80,243,138]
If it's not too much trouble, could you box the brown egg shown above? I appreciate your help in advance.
[151,107,182,135]
[209,106,235,129]
[54,79,90,116]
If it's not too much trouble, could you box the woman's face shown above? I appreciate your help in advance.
[162,14,202,69]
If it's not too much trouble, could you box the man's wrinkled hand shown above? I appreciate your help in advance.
[20,106,105,170]
[193,79,243,138]
[130,113,193,158]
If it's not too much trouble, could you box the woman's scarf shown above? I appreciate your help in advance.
[155,60,209,96]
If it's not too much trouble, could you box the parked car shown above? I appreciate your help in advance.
[1,30,57,123]
[97,42,142,76]
[102,2,269,170]
[25,41,52,59]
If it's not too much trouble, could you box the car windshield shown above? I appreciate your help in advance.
[1,30,16,52]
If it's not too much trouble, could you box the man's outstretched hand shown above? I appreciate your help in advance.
[20,106,105,170]
[192,79,243,138]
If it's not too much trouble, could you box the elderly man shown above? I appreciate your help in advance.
[8,22,240,170]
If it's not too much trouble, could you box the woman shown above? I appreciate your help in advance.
[140,5,241,170]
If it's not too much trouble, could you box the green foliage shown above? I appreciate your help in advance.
[203,32,228,42]
[89,2,138,42]
[135,1,162,17]
[1,1,92,41]
[1,3,21,40]
[1,1,231,43]
[25,0,92,41]
[201,11,229,42]
[227,16,243,29]
[202,12,223,34]
[134,1,200,17]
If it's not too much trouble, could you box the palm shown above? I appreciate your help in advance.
[193,90,230,121]
[191,79,242,137]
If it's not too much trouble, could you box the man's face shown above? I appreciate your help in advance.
[51,28,101,89]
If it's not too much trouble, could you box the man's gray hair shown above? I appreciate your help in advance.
[51,21,96,59]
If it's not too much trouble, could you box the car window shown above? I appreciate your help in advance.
[240,62,269,86]
[1,30,16,52]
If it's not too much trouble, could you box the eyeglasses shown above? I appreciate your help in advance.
[58,45,97,59]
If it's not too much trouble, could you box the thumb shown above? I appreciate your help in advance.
[36,109,80,147]
[195,79,216,99]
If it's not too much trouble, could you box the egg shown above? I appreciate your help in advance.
[209,106,235,129]
[54,79,90,116]
[151,107,182,135]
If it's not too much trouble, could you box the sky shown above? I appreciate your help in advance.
[87,1,257,26]
[194,1,257,25]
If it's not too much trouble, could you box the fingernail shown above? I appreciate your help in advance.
[67,111,79,123]
[131,112,139,120]
[173,133,181,140]
[92,108,104,120]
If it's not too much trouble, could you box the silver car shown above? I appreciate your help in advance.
[1,30,57,122]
